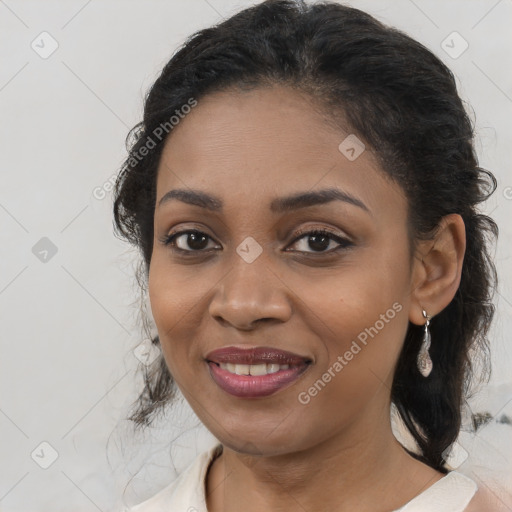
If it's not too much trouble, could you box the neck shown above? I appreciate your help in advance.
[205,399,443,512]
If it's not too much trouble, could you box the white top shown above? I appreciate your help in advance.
[127,444,478,512]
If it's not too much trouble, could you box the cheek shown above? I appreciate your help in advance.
[293,257,409,343]
[147,255,207,378]
[302,292,407,387]
[292,247,411,387]
[295,303,408,428]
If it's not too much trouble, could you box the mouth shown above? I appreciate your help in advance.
[213,361,298,376]
[205,346,312,398]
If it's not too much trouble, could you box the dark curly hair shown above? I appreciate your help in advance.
[112,0,498,473]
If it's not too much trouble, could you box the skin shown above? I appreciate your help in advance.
[148,85,467,512]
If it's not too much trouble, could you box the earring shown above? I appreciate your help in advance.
[417,309,433,377]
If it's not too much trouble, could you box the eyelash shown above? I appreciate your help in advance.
[159,228,353,256]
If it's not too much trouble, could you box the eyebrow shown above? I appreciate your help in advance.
[157,187,370,214]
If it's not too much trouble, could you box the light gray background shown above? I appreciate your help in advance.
[1,0,511,510]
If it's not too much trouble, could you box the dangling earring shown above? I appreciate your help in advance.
[417,309,433,377]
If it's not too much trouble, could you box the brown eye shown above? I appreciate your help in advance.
[288,229,353,254]
[162,230,218,252]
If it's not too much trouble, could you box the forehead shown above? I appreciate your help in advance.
[155,86,406,217]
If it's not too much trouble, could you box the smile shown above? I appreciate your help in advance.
[217,362,291,375]
[207,361,310,398]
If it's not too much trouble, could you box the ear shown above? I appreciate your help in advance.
[409,214,466,326]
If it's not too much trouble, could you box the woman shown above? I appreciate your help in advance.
[113,1,502,510]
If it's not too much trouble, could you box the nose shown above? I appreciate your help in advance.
[208,252,292,330]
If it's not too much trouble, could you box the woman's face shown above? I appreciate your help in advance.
[149,85,418,455]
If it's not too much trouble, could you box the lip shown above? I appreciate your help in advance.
[205,346,312,365]
[205,346,312,398]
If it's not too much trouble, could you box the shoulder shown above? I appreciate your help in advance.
[125,443,222,512]
[464,485,510,512]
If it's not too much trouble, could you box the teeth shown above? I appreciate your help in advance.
[235,364,250,375]
[248,363,267,376]
[218,362,293,376]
